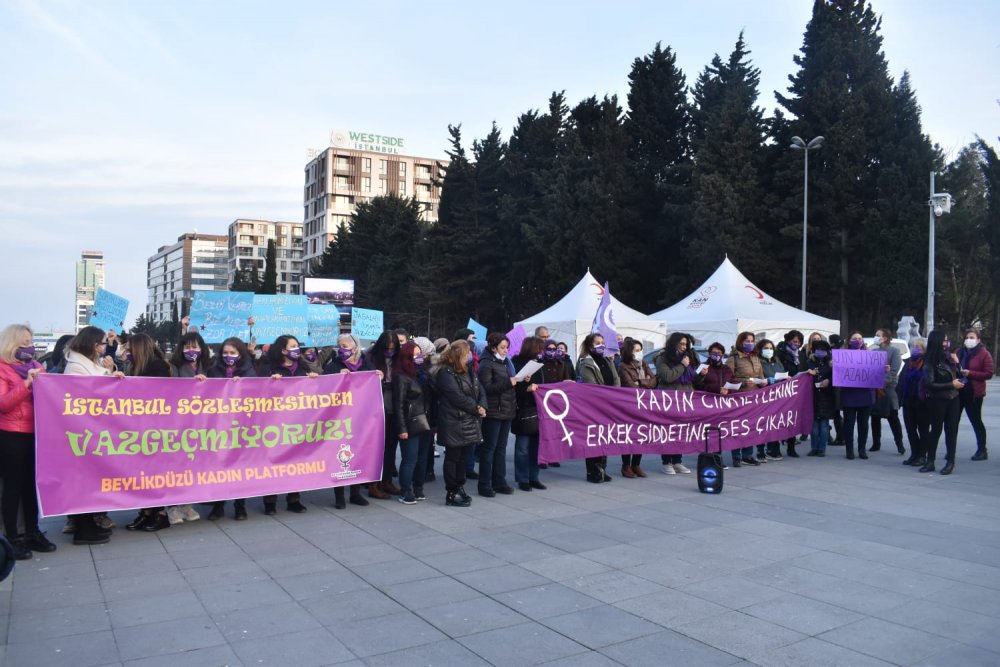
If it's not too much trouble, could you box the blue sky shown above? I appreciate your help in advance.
[1,0,997,332]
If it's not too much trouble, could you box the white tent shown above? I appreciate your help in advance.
[649,257,840,350]
[516,271,667,355]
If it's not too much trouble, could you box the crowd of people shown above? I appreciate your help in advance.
[0,319,993,562]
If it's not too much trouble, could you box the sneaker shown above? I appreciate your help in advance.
[142,513,171,532]
[94,513,116,530]
[397,491,417,505]
[62,517,75,534]
[807,450,820,457]
[741,457,760,466]
[756,454,768,463]
[413,490,427,502]
[10,538,32,560]
[166,507,185,525]
[732,458,742,468]
[662,464,677,475]
[25,531,57,553]
[529,480,547,490]
[766,453,783,461]
[179,505,201,522]
[673,463,691,474]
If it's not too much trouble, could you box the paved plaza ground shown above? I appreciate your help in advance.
[2,381,999,666]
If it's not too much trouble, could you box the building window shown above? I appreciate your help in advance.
[398,162,406,176]
[398,182,406,195]
[362,177,371,192]
[363,157,371,172]
[379,159,387,174]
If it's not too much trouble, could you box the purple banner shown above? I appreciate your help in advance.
[535,375,814,461]
[832,349,887,389]
[33,372,385,516]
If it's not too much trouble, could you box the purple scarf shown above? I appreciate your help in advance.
[343,355,364,372]
[7,359,41,380]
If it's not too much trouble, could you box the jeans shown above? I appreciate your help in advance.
[842,406,872,451]
[514,434,540,483]
[661,454,682,465]
[926,395,961,462]
[479,418,511,491]
[0,430,39,537]
[960,393,987,450]
[871,409,904,447]
[382,413,398,482]
[621,454,643,467]
[444,445,469,492]
[902,398,930,458]
[733,446,753,463]
[811,419,830,452]
[397,436,419,494]
[414,431,434,491]
[465,441,478,473]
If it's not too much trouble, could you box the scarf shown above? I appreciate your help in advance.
[343,355,364,372]
[7,359,40,380]
[591,353,615,386]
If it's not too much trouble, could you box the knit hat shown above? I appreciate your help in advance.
[413,336,435,357]
[433,337,449,353]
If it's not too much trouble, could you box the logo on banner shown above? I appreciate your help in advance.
[745,285,773,305]
[542,390,574,447]
[687,285,716,310]
[337,444,354,470]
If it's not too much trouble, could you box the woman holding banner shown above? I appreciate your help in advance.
[655,332,695,475]
[436,341,486,507]
[205,337,256,520]
[477,332,517,497]
[323,334,373,510]
[169,332,212,378]
[726,332,768,467]
[840,331,876,461]
[920,331,963,475]
[367,331,401,499]
[579,333,620,483]
[758,339,786,461]
[0,324,57,559]
[619,338,657,478]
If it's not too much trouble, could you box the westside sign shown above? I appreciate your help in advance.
[330,130,405,154]
[535,375,814,460]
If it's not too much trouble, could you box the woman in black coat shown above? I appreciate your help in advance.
[919,330,963,475]
[512,336,547,492]
[323,333,373,510]
[476,332,517,497]
[436,341,487,507]
[806,340,834,456]
[392,341,432,505]
[366,331,401,499]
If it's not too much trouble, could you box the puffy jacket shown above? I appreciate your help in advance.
[808,358,836,420]
[619,360,657,389]
[206,358,257,378]
[393,373,430,436]
[64,350,112,377]
[478,355,517,420]
[0,361,41,433]
[436,368,485,447]
[512,356,546,436]
[959,345,994,399]
[726,352,764,392]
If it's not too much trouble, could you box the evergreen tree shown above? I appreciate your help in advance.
[259,239,278,294]
[976,138,1000,347]
[229,266,259,292]
[129,313,158,337]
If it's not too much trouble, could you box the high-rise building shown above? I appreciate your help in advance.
[146,233,229,323]
[302,131,447,263]
[75,250,105,331]
[227,219,304,294]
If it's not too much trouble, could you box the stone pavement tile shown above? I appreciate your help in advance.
[95,554,177,580]
[7,601,110,642]
[491,582,603,620]
[537,651,623,667]
[195,579,293,614]
[578,543,663,569]
[254,552,349,579]
[170,545,252,570]
[560,571,664,604]
[457,621,589,666]
[740,593,864,636]
[673,610,807,661]
[330,610,446,658]
[540,605,661,649]
[902,553,1000,592]
[231,627,355,666]
[327,542,408,567]
[5,629,119,667]
[11,579,105,612]
[107,589,206,628]
[747,565,912,615]
[101,571,191,602]
[507,518,582,541]
[350,556,440,587]
[237,536,325,561]
[390,533,467,557]
[181,560,270,589]
[212,600,321,643]
[114,615,226,662]
[819,618,956,665]
[90,536,168,561]
[599,629,746,667]
[361,638,492,667]
[535,529,624,554]
[788,550,952,597]
[482,536,567,563]
[275,568,370,601]
[417,547,508,575]
[912,643,1000,667]
[454,564,551,595]
[875,598,1000,644]
[380,575,480,610]
[678,574,787,610]
[750,638,896,667]
[12,561,98,589]
[519,554,613,582]
[624,558,718,588]
[922,580,1000,618]
[122,644,244,667]
[415,596,527,638]
[300,587,404,625]
[613,588,730,629]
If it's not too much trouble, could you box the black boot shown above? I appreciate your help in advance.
[208,502,225,520]
[234,500,248,520]
[349,486,369,506]
[895,441,905,455]
[334,487,346,510]
[846,443,855,460]
[858,444,868,460]
[25,531,56,553]
[919,459,935,473]
[940,460,955,475]
[447,489,471,507]
[9,537,32,560]
[73,517,111,545]
[870,441,881,452]
[787,443,799,458]
[972,448,988,461]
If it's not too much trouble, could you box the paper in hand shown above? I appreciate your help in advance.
[774,372,789,381]
[696,364,709,374]
[513,360,544,382]
[723,381,742,391]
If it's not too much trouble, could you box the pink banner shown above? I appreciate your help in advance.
[832,349,887,388]
[535,374,814,460]
[33,372,385,516]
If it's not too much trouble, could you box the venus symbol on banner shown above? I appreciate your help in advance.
[542,389,574,447]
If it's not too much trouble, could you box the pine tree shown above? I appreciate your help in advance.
[976,138,1000,346]
[259,239,278,294]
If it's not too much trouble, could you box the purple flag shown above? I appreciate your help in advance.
[591,281,619,355]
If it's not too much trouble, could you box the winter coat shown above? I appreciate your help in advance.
[134,358,173,379]
[577,354,620,387]
[206,358,257,379]
[512,357,545,436]
[878,344,902,389]
[0,360,42,433]
[694,363,734,394]
[808,358,836,420]
[726,352,764,392]
[619,360,657,389]
[897,358,926,407]
[655,353,694,391]
[436,367,485,447]
[760,356,785,383]
[323,354,374,375]
[925,359,960,401]
[171,361,203,378]
[959,345,994,399]
[261,359,309,378]
[776,341,804,376]
[478,354,517,420]
[840,387,876,409]
[393,372,430,436]
[64,349,112,377]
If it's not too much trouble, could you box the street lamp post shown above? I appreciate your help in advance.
[790,135,824,311]
[926,173,953,334]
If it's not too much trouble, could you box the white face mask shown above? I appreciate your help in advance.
[761,349,774,360]
[964,338,978,349]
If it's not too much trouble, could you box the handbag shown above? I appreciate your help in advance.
[407,413,431,436]
[514,411,539,436]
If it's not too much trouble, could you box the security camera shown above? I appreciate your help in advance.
[934,205,943,217]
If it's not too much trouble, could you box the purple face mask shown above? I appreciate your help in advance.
[909,348,923,359]
[222,354,240,367]
[286,348,302,360]
[14,346,35,362]
[849,339,864,350]
[466,352,473,364]
[788,342,800,351]
[413,354,425,366]
[385,349,396,359]
[592,343,607,355]
[338,347,354,360]
[742,342,755,353]
[183,349,201,362]
[709,352,723,363]
[942,340,951,351]
[303,350,317,362]
[555,349,566,359]
[814,349,828,359]
[543,349,556,360]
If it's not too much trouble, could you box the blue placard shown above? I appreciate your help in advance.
[307,304,341,347]
[252,295,312,347]
[88,289,130,333]
[467,318,488,353]
[189,291,253,344]
[352,307,384,341]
